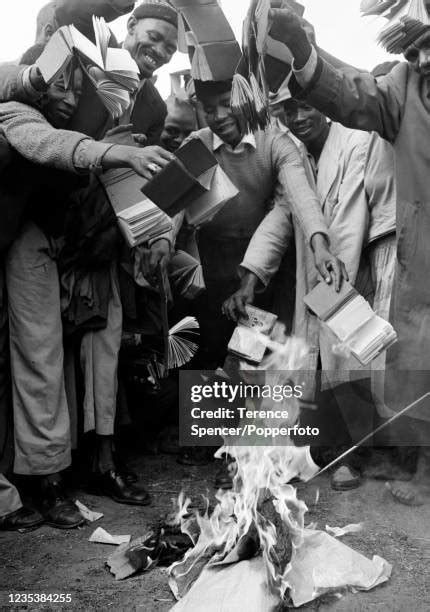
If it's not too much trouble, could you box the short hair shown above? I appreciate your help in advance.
[36,2,57,41]
[194,79,233,101]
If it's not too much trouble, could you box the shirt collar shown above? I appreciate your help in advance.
[212,132,257,152]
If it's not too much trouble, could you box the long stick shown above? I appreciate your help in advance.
[310,391,430,480]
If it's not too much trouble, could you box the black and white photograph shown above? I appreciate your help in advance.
[0,1,429,610]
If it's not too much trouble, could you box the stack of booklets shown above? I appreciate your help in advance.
[228,306,278,364]
[304,281,398,366]
[377,15,430,52]
[141,138,238,224]
[170,0,242,81]
[100,169,172,248]
[361,0,430,53]
[361,0,428,23]
[232,0,304,132]
[169,250,205,300]
[36,16,139,118]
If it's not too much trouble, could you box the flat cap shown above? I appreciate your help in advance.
[133,0,178,28]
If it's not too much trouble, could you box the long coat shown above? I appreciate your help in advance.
[241,123,374,399]
[292,59,430,418]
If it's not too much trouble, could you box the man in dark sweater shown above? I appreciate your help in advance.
[178,79,346,369]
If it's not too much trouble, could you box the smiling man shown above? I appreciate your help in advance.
[269,4,430,506]
[177,78,346,370]
[0,1,179,144]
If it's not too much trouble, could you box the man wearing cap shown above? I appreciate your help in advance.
[179,78,346,369]
[268,6,430,506]
[0,1,178,144]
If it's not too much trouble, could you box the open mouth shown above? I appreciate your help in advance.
[139,49,160,71]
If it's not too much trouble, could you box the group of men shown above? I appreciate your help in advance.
[1,0,430,534]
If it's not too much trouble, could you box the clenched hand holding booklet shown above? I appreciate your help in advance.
[304,281,397,365]
[141,139,239,225]
[36,16,139,118]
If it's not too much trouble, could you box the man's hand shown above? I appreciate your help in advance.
[269,7,312,68]
[141,238,171,281]
[222,272,260,321]
[133,133,147,147]
[128,146,174,179]
[310,233,349,292]
[29,65,48,92]
[103,145,175,179]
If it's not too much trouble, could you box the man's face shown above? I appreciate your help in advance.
[161,115,195,152]
[125,17,177,77]
[418,45,430,80]
[283,100,327,146]
[43,66,83,128]
[200,91,243,147]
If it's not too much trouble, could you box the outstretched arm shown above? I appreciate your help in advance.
[269,7,406,141]
[55,0,135,41]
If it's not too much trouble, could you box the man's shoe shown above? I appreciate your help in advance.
[93,470,151,506]
[40,479,85,529]
[0,507,44,532]
[113,453,138,484]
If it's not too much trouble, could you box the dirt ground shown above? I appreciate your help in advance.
[1,453,430,612]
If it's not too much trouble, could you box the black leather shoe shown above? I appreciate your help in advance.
[92,470,151,506]
[40,478,85,529]
[113,453,138,484]
[0,506,44,532]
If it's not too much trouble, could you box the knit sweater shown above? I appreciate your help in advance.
[187,127,326,243]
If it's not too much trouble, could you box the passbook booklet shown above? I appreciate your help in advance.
[170,0,243,81]
[100,169,172,248]
[141,138,238,225]
[304,281,398,365]
[36,16,139,118]
[228,306,278,364]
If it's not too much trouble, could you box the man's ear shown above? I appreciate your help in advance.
[44,23,55,43]
[127,15,138,36]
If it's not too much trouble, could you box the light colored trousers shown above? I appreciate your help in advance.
[6,223,122,475]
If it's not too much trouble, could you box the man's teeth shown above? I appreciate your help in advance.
[144,54,157,67]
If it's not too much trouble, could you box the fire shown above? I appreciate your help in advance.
[169,334,320,602]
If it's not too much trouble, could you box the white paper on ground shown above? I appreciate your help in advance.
[285,529,392,607]
[325,523,363,538]
[170,557,279,612]
[89,527,131,545]
[75,500,104,522]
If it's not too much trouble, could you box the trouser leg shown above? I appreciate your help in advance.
[0,473,22,518]
[0,261,12,473]
[81,263,122,436]
[6,223,70,475]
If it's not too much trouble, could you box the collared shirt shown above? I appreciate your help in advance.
[212,132,257,153]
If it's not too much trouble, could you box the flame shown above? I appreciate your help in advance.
[169,335,324,602]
